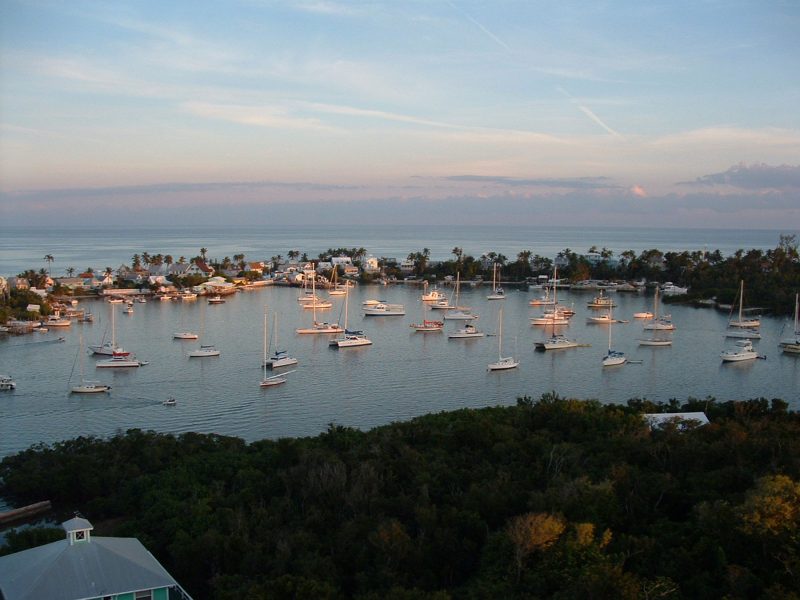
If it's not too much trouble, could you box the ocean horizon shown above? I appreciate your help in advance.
[0,224,794,278]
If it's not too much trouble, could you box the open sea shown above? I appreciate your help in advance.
[0,225,798,461]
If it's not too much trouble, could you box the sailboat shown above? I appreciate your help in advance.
[187,303,220,356]
[444,273,477,320]
[487,308,518,370]
[530,266,570,325]
[727,280,761,329]
[410,299,444,332]
[330,287,372,347]
[642,286,675,331]
[535,302,578,350]
[487,263,505,300]
[173,298,199,339]
[602,305,626,366]
[264,311,299,368]
[779,293,800,353]
[261,309,295,385]
[296,270,344,334]
[328,268,347,296]
[89,302,129,356]
[71,333,111,393]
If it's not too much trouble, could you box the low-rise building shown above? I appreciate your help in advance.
[0,516,193,600]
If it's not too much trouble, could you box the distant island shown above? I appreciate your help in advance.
[2,234,799,325]
[1,394,798,598]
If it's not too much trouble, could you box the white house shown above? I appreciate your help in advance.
[363,257,380,273]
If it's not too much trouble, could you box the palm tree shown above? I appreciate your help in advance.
[288,250,300,262]
[43,254,54,275]
[165,255,174,266]
[66,267,75,277]
[131,254,141,269]
[200,248,208,261]
[452,247,463,263]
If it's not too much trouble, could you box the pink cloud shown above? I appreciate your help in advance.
[630,184,647,198]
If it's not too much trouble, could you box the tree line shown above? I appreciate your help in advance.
[1,393,799,599]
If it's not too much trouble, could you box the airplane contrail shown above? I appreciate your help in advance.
[446,0,512,52]
[557,86,622,138]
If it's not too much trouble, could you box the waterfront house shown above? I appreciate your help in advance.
[363,256,380,273]
[0,516,193,600]
[7,277,29,291]
[399,259,415,275]
[184,259,214,278]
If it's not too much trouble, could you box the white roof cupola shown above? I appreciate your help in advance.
[62,515,93,545]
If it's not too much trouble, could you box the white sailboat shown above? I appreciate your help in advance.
[727,280,761,329]
[602,305,626,366]
[487,263,505,300]
[173,299,198,339]
[188,344,221,357]
[264,311,299,368]
[89,302,129,356]
[642,286,675,331]
[531,267,570,326]
[71,333,112,393]
[260,311,295,385]
[330,287,372,348]
[444,273,477,320]
[487,308,518,370]
[296,271,344,334]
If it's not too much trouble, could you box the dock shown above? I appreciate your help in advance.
[0,500,52,525]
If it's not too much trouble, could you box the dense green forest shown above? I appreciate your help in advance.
[2,394,800,599]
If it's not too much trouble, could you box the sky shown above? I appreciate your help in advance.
[1,0,799,228]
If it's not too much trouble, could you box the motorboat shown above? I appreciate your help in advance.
[330,330,372,348]
[45,314,71,327]
[535,334,578,351]
[661,283,688,295]
[531,313,570,326]
[421,287,446,302]
[587,291,615,308]
[429,299,455,310]
[725,328,761,340]
[363,303,405,316]
[96,353,145,368]
[586,313,614,324]
[0,375,16,391]
[633,311,654,319]
[163,396,177,405]
[173,331,199,340]
[188,344,221,357]
[207,295,225,304]
[720,339,759,362]
[448,323,484,339]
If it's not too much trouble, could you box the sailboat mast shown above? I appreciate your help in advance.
[111,302,116,348]
[498,308,503,359]
[263,309,268,375]
[344,285,349,330]
[739,280,744,323]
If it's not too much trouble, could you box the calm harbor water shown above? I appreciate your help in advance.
[1,283,798,458]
